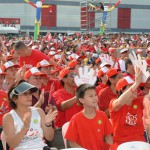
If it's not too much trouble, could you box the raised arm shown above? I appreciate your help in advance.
[113,67,142,111]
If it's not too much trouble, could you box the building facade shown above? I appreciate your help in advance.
[0,0,150,33]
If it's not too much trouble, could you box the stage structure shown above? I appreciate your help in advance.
[80,0,121,35]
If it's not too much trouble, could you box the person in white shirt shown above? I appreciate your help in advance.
[2,80,58,150]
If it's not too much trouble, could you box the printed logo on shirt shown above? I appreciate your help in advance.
[133,105,137,109]
[22,128,39,142]
[125,112,137,126]
[33,119,39,124]
[98,120,102,124]
[3,97,7,101]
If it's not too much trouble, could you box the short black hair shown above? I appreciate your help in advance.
[125,58,132,71]
[14,41,26,51]
[76,84,95,100]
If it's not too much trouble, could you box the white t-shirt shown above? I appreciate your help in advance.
[10,107,47,150]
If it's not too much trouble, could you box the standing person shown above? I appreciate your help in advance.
[13,41,55,70]
[65,84,113,150]
[110,68,146,150]
[2,80,58,150]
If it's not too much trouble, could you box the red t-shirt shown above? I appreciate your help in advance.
[53,88,83,127]
[19,49,50,70]
[0,90,11,126]
[96,83,107,95]
[41,78,62,93]
[98,87,117,112]
[109,97,145,150]
[146,58,150,66]
[65,110,113,150]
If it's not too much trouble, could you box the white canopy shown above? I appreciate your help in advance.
[0,27,19,34]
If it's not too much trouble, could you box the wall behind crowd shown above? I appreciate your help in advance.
[0,0,150,33]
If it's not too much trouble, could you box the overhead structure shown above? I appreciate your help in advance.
[80,0,121,35]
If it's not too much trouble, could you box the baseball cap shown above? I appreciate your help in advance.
[9,81,38,99]
[59,68,70,79]
[68,59,78,69]
[24,67,47,80]
[106,68,119,78]
[3,61,19,72]
[36,59,53,69]
[136,49,143,54]
[120,48,129,54]
[109,48,116,54]
[146,47,150,54]
[116,76,134,91]
[98,67,109,78]
[100,62,111,68]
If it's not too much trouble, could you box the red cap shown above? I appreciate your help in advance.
[109,48,116,54]
[97,67,109,78]
[116,76,134,91]
[106,68,119,78]
[3,61,19,72]
[59,68,70,79]
[95,57,101,64]
[36,59,53,69]
[24,67,47,80]
[68,60,78,69]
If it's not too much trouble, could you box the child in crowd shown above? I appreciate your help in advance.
[65,83,113,150]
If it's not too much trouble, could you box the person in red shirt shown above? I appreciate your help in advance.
[65,84,113,150]
[53,68,83,128]
[98,68,122,117]
[36,59,62,93]
[123,58,135,80]
[52,68,83,149]
[110,69,146,150]
[96,67,109,95]
[2,61,19,91]
[146,47,150,69]
[13,41,55,70]
[109,48,120,70]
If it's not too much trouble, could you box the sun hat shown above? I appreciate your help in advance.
[9,81,38,99]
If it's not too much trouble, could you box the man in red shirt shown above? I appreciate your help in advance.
[53,68,83,128]
[13,41,55,70]
[98,68,122,117]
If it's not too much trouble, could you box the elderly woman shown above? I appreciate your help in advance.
[109,67,146,150]
[2,80,58,150]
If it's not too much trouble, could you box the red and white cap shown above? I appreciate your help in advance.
[136,49,143,54]
[48,51,58,56]
[120,48,129,54]
[100,62,111,68]
[53,54,61,60]
[116,76,134,91]
[50,47,56,51]
[24,67,47,80]
[36,59,53,69]
[109,48,116,54]
[3,61,19,72]
[146,47,150,54]
[31,45,39,49]
[97,67,109,78]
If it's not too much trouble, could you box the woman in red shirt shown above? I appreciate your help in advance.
[109,68,146,150]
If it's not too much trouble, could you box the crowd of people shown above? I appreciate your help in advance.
[0,32,150,150]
